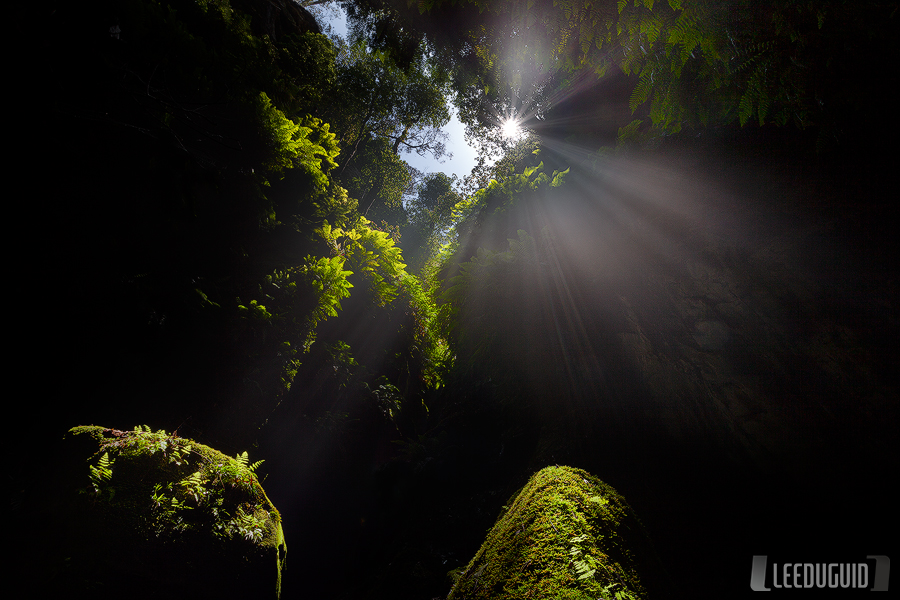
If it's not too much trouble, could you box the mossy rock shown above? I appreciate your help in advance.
[448,466,664,600]
[55,425,286,598]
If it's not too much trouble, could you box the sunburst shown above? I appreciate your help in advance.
[501,116,523,140]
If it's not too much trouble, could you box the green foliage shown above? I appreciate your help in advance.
[230,211,430,399]
[238,299,274,321]
[319,218,408,306]
[396,0,895,149]
[229,506,269,543]
[343,137,416,220]
[402,172,462,273]
[569,534,601,580]
[304,255,356,321]
[598,582,641,600]
[324,35,451,205]
[177,471,207,504]
[450,157,569,258]
[30,0,374,433]
[31,0,475,444]
[325,340,359,389]
[235,450,265,473]
[254,91,341,189]
[85,452,116,500]
[271,30,339,116]
[436,228,548,382]
[366,376,404,425]
[234,205,449,407]
[397,271,451,390]
[428,155,583,405]
[233,249,355,392]
[462,135,543,195]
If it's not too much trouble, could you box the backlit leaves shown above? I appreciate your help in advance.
[255,92,340,191]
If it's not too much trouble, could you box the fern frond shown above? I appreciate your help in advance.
[93,452,113,481]
[643,13,663,45]
[616,119,644,144]
[86,451,115,496]
[738,66,768,126]
[756,85,771,126]
[728,40,774,75]
[630,67,654,112]
[738,87,754,126]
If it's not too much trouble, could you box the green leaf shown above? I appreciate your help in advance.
[617,119,644,143]
[630,68,653,113]
[550,168,570,187]
[738,86,755,126]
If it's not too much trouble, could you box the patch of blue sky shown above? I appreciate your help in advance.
[312,2,479,181]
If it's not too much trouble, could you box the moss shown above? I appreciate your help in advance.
[60,425,286,598]
[448,466,653,600]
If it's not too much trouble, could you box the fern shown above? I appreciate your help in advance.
[86,452,115,499]
[630,66,654,113]
[235,450,264,473]
[738,64,770,126]
[599,582,640,600]
[151,483,190,515]
[92,452,114,482]
[728,40,774,75]
[235,451,249,468]
[230,506,267,543]
[569,537,600,580]
[177,471,207,504]
[616,119,644,145]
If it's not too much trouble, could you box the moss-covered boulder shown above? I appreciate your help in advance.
[55,425,286,597]
[447,466,664,600]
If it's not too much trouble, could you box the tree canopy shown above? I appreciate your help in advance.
[346,0,900,149]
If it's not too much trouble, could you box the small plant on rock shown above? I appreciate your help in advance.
[83,451,116,501]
